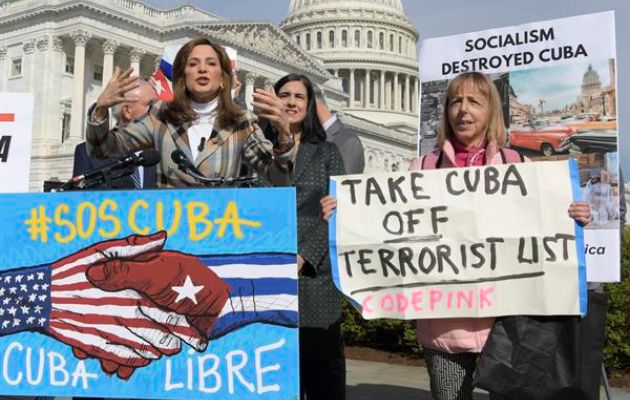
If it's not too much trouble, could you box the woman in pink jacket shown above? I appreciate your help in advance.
[322,71,591,400]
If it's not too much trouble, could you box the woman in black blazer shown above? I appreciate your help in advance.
[255,73,346,400]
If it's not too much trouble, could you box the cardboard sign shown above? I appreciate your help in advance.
[329,160,586,320]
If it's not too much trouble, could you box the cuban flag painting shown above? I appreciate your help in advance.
[150,44,238,102]
[0,187,298,399]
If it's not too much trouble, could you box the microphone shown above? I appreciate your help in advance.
[171,149,259,187]
[171,149,201,175]
[61,149,161,190]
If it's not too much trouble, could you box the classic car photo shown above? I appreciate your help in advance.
[508,119,576,156]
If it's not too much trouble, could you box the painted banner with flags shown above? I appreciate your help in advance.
[0,187,298,399]
[150,44,238,102]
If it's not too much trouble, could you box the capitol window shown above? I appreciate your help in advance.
[93,65,103,82]
[379,32,384,49]
[61,112,71,143]
[399,36,402,53]
[305,32,311,50]
[65,55,75,75]
[10,57,22,77]
[354,30,360,47]
[367,31,373,48]
[389,33,394,51]
[342,30,348,47]
[316,31,322,49]
[329,30,335,48]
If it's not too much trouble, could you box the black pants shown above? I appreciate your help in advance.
[300,323,346,400]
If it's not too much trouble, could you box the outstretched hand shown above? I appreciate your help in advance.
[252,87,291,141]
[92,67,140,121]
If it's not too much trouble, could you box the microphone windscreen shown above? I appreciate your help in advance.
[171,149,186,165]
[139,149,161,167]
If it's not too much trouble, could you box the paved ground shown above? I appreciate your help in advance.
[346,359,630,400]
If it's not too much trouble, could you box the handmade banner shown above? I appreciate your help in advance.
[0,93,33,193]
[329,160,586,320]
[418,11,619,281]
[0,187,298,399]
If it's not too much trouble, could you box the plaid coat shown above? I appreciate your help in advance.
[86,101,296,188]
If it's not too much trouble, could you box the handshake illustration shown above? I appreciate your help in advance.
[0,232,297,379]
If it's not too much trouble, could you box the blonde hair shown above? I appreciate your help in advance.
[438,72,506,147]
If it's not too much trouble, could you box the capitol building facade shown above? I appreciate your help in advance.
[0,0,420,191]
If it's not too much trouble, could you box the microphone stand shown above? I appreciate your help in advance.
[57,166,135,192]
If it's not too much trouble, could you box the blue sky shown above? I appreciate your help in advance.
[144,0,629,173]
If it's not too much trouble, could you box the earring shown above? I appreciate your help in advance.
[220,82,224,90]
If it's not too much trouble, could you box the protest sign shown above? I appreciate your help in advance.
[329,160,587,320]
[418,11,619,281]
[0,187,298,399]
[0,93,33,193]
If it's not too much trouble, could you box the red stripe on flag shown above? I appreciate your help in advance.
[0,113,15,122]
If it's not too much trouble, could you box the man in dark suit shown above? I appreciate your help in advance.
[73,80,157,189]
[313,85,365,174]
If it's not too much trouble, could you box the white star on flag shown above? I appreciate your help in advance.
[171,275,204,305]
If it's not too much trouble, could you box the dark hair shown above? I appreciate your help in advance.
[263,73,326,144]
[163,36,242,127]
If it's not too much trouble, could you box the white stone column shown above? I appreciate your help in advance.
[23,38,36,92]
[34,35,51,143]
[412,77,419,113]
[69,29,91,142]
[364,69,371,108]
[403,75,411,112]
[102,40,118,85]
[0,46,7,92]
[393,72,399,111]
[129,47,145,76]
[372,75,378,108]
[48,36,64,144]
[245,72,256,111]
[379,70,385,109]
[349,69,355,108]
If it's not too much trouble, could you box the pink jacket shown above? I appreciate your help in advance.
[411,139,525,353]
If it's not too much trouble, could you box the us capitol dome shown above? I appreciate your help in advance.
[281,0,419,134]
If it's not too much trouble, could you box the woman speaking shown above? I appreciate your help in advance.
[87,36,295,188]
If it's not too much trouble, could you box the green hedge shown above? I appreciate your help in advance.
[602,226,630,370]
[341,301,422,355]
[341,226,630,371]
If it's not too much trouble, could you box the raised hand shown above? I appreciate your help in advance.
[92,67,140,122]
[252,87,291,141]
